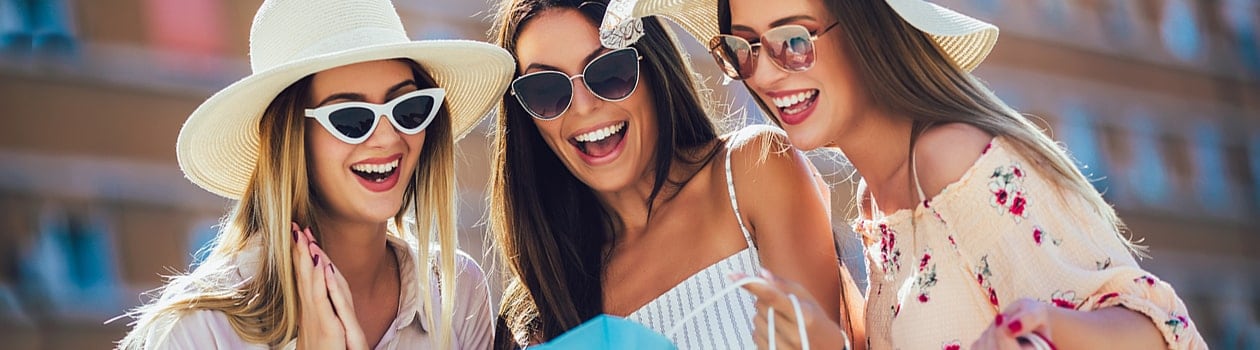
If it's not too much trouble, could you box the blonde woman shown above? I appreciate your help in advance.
[613,0,1205,349]
[115,0,512,348]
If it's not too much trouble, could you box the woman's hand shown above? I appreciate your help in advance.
[971,298,1056,350]
[735,269,850,350]
[291,223,369,350]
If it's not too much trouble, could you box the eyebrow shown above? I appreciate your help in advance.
[731,15,819,34]
[522,47,608,74]
[314,80,418,107]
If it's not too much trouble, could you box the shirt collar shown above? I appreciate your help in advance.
[387,234,429,333]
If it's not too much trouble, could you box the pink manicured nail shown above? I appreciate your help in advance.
[1007,319,1023,334]
[995,314,1004,326]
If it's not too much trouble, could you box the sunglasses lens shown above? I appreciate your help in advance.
[764,26,815,72]
[327,107,376,139]
[513,72,573,119]
[709,35,754,80]
[584,48,639,101]
[393,94,436,131]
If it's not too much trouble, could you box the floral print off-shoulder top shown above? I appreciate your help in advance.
[856,136,1205,350]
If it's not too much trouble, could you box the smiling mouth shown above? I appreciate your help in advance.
[350,158,399,183]
[570,121,628,158]
[771,89,819,115]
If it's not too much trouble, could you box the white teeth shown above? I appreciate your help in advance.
[772,90,818,109]
[574,122,626,143]
[351,159,399,174]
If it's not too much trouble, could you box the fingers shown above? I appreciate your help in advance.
[973,299,1055,350]
[741,278,790,310]
[738,270,816,350]
[291,223,314,299]
[737,269,802,317]
[754,306,807,349]
[998,299,1052,340]
[325,261,369,350]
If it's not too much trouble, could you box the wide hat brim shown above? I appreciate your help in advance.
[609,0,997,71]
[177,40,514,200]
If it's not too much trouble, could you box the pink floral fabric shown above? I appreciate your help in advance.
[855,137,1205,350]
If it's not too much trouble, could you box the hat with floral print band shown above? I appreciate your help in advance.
[177,0,515,200]
[599,0,998,71]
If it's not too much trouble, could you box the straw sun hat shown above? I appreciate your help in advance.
[177,0,514,199]
[600,0,999,71]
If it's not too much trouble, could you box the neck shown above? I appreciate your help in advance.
[596,167,662,244]
[315,216,395,296]
[832,109,916,211]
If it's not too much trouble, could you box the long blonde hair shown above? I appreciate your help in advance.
[718,0,1140,252]
[117,59,462,348]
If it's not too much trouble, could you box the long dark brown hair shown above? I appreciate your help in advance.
[489,0,721,346]
[717,0,1136,251]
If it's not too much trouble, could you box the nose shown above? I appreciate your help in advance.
[747,48,790,90]
[564,75,603,118]
[361,114,402,147]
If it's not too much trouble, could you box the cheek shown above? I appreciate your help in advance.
[306,131,350,180]
[407,132,426,154]
[531,119,566,153]
[629,82,655,126]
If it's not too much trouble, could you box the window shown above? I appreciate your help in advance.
[1099,0,1138,45]
[1224,143,1254,213]
[1158,133,1193,199]
[0,0,75,54]
[187,219,218,267]
[969,0,1002,17]
[1128,118,1170,205]
[1220,0,1259,73]
[1058,103,1113,196]
[142,0,225,55]
[1190,124,1232,212]
[1160,0,1203,62]
[18,207,123,317]
[1250,135,1260,213]
[1039,0,1073,29]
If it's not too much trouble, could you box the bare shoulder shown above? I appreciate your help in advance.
[719,125,819,213]
[724,125,805,181]
[913,123,994,199]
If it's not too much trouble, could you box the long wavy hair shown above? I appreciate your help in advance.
[488,0,722,346]
[117,59,462,348]
[718,0,1137,250]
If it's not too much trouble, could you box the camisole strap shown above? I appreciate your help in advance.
[725,140,757,251]
[910,153,928,204]
[909,124,934,204]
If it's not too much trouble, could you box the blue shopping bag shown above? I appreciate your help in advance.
[531,314,677,350]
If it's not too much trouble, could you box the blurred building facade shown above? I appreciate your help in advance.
[0,0,1255,348]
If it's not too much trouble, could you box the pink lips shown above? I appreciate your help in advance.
[766,89,819,126]
[351,154,402,193]
[568,121,629,166]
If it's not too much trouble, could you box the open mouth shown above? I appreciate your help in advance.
[570,121,628,158]
[771,89,819,116]
[350,158,399,183]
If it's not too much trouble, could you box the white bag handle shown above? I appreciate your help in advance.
[664,276,821,350]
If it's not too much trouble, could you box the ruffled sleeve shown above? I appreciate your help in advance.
[927,139,1205,349]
